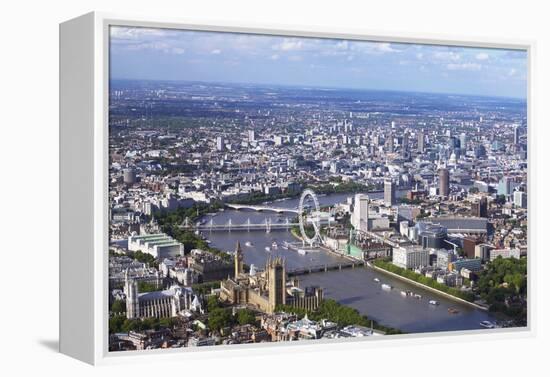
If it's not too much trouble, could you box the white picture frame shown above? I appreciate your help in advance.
[60,11,535,365]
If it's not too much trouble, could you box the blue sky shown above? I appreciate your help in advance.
[110,26,527,99]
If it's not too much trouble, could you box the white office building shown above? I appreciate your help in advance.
[128,233,185,259]
[352,194,370,232]
[514,191,527,209]
[490,248,521,261]
[392,245,429,269]
[216,136,224,151]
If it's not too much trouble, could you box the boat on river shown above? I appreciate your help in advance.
[413,293,422,299]
[479,320,499,329]
[381,284,393,290]
[448,307,460,314]
[429,300,440,306]
[373,278,380,283]
[245,241,253,247]
[265,246,271,252]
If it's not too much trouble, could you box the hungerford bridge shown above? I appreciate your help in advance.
[184,217,299,233]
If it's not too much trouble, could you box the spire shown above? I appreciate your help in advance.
[234,240,243,278]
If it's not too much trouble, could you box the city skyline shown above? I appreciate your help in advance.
[107,27,527,352]
[110,26,527,99]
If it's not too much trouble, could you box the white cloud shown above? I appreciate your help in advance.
[336,40,349,50]
[375,42,398,53]
[446,62,482,71]
[273,38,304,51]
[211,49,222,55]
[110,27,169,40]
[508,68,517,76]
[270,54,280,60]
[476,52,489,60]
[347,41,400,55]
[434,51,461,61]
[416,52,424,60]
[125,41,180,55]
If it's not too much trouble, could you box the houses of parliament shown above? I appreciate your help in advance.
[220,242,324,314]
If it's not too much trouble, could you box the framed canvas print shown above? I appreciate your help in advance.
[60,12,534,365]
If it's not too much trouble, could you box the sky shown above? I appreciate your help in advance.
[110,26,528,99]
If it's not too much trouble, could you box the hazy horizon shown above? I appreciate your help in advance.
[109,77,527,101]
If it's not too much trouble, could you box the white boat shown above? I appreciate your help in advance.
[282,242,289,250]
[245,241,253,247]
[479,321,496,329]
[429,300,440,306]
[400,291,408,297]
[265,246,271,252]
[373,278,380,283]
[381,284,392,290]
[297,249,307,255]
[413,293,422,299]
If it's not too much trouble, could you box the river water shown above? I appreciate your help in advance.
[201,191,495,334]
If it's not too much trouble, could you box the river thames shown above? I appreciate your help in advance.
[200,191,495,333]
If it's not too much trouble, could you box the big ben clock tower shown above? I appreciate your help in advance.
[234,241,243,279]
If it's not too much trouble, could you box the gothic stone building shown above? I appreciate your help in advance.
[220,242,323,314]
[125,269,202,319]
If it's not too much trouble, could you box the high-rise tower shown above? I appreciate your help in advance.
[266,257,286,313]
[125,268,139,319]
[353,194,370,232]
[384,179,396,206]
[418,130,425,153]
[514,125,521,145]
[439,167,450,197]
[234,241,243,279]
